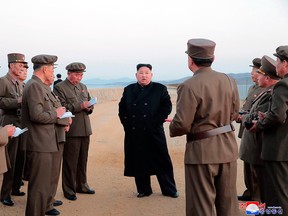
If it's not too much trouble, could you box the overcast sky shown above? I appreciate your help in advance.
[0,0,287,81]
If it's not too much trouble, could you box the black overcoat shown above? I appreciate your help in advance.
[118,82,173,176]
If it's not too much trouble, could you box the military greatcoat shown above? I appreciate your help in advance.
[118,82,173,177]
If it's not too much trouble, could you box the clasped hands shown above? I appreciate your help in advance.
[247,111,266,132]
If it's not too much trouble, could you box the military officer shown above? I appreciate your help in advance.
[12,62,29,196]
[22,54,66,216]
[169,38,240,216]
[250,46,288,215]
[0,53,26,206]
[0,125,16,175]
[54,62,95,201]
[237,57,265,201]
[239,55,280,202]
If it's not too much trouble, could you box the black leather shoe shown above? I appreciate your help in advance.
[53,200,63,206]
[77,189,95,194]
[45,208,60,215]
[137,192,152,198]
[1,199,14,206]
[11,190,26,196]
[237,195,252,201]
[163,192,179,198]
[66,194,77,201]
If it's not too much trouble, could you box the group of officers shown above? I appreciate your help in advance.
[119,39,288,216]
[0,53,95,216]
[0,40,288,216]
[236,46,288,215]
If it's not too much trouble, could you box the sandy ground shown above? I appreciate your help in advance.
[1,87,249,216]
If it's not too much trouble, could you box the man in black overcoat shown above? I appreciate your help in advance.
[118,63,178,198]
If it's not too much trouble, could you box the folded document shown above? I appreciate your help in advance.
[13,127,28,137]
[89,97,97,106]
[60,111,75,119]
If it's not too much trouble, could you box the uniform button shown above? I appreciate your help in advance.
[144,103,148,105]
[132,127,135,130]
[132,115,135,118]
[133,104,136,106]
[143,115,147,117]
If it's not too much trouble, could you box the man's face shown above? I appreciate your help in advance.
[43,65,55,86]
[257,74,268,87]
[10,62,25,77]
[276,58,287,78]
[67,72,83,85]
[18,67,28,82]
[135,67,152,86]
[251,67,260,84]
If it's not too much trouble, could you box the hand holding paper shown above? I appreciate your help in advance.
[60,111,75,119]
[13,127,28,137]
[89,97,97,106]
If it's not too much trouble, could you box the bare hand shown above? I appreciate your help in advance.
[258,111,266,121]
[65,125,70,132]
[4,125,16,137]
[248,120,258,132]
[85,106,93,112]
[56,107,66,118]
[80,101,91,110]
[236,115,242,123]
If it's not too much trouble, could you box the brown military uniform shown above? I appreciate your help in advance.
[239,55,280,202]
[22,54,64,216]
[0,73,22,202]
[54,77,93,199]
[256,76,288,214]
[255,48,288,215]
[238,84,263,138]
[239,87,273,201]
[170,38,240,216]
[238,84,264,200]
[170,68,240,216]
[0,127,9,174]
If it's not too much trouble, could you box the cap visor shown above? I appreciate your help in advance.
[273,53,281,59]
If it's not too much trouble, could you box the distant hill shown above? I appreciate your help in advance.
[83,73,252,87]
[227,73,252,85]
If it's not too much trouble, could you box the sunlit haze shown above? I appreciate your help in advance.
[0,0,287,81]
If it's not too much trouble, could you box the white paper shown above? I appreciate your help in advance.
[89,97,97,106]
[60,111,75,119]
[13,127,28,137]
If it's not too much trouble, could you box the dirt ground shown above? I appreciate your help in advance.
[1,87,249,216]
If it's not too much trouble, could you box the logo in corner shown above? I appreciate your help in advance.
[246,201,259,215]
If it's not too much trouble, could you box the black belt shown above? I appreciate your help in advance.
[186,124,235,142]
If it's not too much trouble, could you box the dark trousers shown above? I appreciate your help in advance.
[134,170,177,195]
[25,151,53,216]
[263,161,288,216]
[1,137,19,200]
[12,149,25,193]
[62,137,91,197]
[242,162,262,201]
[46,143,64,212]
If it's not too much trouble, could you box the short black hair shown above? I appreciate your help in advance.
[136,63,152,71]
[191,57,213,67]
[56,74,62,78]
